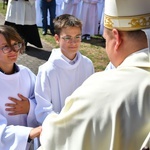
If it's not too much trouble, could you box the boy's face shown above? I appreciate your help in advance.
[54,26,82,60]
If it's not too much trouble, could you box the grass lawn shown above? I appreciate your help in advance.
[0,2,109,72]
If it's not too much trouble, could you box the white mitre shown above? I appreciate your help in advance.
[104,0,150,61]
[104,0,150,31]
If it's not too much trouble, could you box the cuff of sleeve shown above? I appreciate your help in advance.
[28,137,32,143]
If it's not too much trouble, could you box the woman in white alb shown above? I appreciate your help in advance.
[0,25,41,150]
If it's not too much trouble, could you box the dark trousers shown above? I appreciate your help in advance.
[40,0,56,35]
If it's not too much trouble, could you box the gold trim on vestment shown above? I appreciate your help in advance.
[104,13,150,31]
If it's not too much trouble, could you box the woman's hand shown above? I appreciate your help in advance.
[5,93,30,115]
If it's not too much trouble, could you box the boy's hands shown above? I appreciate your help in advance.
[29,126,42,139]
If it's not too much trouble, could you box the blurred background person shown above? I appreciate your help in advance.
[79,0,99,40]
[4,0,43,48]
[55,0,63,17]
[40,0,56,35]
[62,0,81,18]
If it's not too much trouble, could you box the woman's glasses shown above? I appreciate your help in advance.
[0,43,22,54]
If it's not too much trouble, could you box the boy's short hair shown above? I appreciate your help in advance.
[53,14,82,35]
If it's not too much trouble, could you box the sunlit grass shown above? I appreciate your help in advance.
[0,2,109,72]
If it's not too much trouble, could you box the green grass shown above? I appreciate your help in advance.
[0,2,7,15]
[0,2,109,72]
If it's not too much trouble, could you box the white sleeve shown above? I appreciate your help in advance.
[35,68,55,125]
[0,114,32,150]
[26,69,39,127]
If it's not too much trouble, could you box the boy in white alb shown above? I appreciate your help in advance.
[35,14,94,125]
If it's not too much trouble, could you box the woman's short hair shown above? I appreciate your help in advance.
[0,25,25,53]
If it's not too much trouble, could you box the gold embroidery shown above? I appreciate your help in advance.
[104,13,150,30]
[129,17,150,28]
[104,15,113,28]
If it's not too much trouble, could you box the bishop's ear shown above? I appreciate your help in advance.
[112,29,122,50]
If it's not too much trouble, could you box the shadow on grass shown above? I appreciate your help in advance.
[81,35,106,48]
[25,45,51,60]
